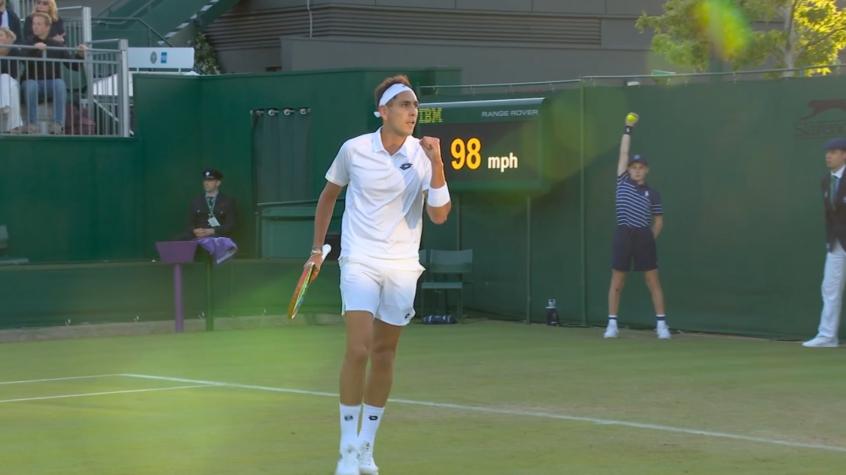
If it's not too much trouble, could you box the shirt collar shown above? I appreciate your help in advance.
[372,128,410,159]
[833,165,845,179]
[205,191,219,198]
[625,172,648,189]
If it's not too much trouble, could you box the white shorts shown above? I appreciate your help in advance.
[339,257,425,327]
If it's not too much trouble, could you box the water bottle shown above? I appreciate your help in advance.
[422,314,457,324]
[545,298,560,326]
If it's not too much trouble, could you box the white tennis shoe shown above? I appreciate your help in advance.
[358,441,379,475]
[657,322,672,340]
[802,336,839,348]
[335,444,360,475]
[603,321,619,339]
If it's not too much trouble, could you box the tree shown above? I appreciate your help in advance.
[193,31,221,75]
[637,0,846,75]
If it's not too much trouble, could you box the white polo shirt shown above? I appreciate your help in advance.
[326,129,432,267]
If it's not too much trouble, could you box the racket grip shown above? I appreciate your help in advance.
[307,244,332,285]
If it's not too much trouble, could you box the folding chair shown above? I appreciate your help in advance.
[419,249,473,321]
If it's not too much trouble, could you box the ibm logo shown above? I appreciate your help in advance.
[418,108,443,124]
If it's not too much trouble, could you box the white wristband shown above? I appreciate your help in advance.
[427,183,451,207]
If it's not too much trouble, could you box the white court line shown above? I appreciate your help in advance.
[123,373,336,397]
[121,373,846,454]
[0,374,122,386]
[0,384,210,404]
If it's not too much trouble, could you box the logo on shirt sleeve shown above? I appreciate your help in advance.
[400,163,413,170]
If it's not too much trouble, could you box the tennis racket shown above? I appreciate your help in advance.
[287,244,331,320]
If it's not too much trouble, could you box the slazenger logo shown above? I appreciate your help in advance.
[801,99,846,120]
[795,98,846,139]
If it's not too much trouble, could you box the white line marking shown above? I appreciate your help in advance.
[122,373,336,397]
[121,373,846,454]
[0,384,210,404]
[0,374,122,386]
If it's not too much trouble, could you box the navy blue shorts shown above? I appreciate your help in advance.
[611,226,658,272]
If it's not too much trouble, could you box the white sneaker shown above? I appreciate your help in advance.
[603,323,619,339]
[656,325,672,340]
[335,445,360,475]
[802,336,839,348]
[358,441,379,475]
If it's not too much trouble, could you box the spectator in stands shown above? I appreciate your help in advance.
[21,11,86,134]
[0,0,23,43]
[24,0,64,44]
[0,26,23,133]
[187,168,238,264]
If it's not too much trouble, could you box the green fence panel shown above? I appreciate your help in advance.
[0,259,341,329]
[0,137,142,262]
[579,78,835,338]
[421,76,846,338]
[252,110,313,204]
[5,65,843,339]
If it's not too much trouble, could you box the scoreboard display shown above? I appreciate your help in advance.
[416,97,545,192]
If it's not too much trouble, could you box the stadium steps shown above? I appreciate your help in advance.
[94,0,239,46]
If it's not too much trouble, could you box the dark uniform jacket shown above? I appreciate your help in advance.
[187,192,236,238]
[822,172,846,251]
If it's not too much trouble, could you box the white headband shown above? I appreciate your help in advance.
[373,83,416,117]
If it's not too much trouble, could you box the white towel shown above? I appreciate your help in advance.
[0,73,10,110]
[0,73,23,131]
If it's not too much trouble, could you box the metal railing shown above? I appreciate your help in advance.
[419,64,846,96]
[100,0,159,19]
[91,16,172,47]
[581,64,845,86]
[58,6,93,49]
[0,41,130,136]
[419,79,582,96]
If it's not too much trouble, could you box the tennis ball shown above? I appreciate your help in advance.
[625,113,639,126]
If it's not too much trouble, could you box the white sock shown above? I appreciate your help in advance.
[656,315,667,327]
[607,316,618,326]
[339,403,361,449]
[358,404,385,447]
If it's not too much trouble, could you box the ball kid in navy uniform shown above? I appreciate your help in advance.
[188,168,236,239]
[604,113,671,340]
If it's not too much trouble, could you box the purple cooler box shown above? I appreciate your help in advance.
[155,241,198,332]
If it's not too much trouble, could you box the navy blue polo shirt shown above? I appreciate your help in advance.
[615,172,663,228]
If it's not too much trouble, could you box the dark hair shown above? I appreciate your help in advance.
[374,74,412,108]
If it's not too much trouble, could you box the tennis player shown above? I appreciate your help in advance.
[306,74,451,475]
[604,113,671,340]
